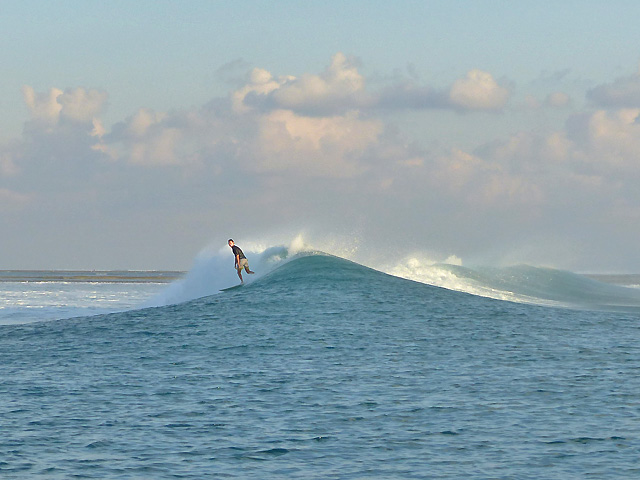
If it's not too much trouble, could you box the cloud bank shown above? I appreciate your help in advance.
[3,54,640,271]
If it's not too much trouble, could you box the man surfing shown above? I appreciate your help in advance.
[228,239,255,284]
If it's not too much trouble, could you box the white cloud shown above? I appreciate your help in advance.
[577,108,640,169]
[129,127,183,166]
[22,86,63,125]
[58,88,108,122]
[91,118,106,138]
[268,52,369,112]
[255,109,382,176]
[431,147,543,206]
[105,108,194,166]
[442,105,640,216]
[237,53,371,115]
[377,69,510,112]
[133,108,168,137]
[103,56,385,174]
[22,86,107,125]
[1,86,111,198]
[232,67,290,113]
[236,56,510,115]
[449,70,510,111]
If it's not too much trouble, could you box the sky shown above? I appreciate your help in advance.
[3,0,640,272]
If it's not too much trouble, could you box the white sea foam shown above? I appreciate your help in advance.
[0,281,165,325]
[147,235,312,307]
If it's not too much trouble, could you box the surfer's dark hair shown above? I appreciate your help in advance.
[228,239,234,243]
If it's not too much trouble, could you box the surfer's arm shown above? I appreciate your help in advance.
[234,254,239,267]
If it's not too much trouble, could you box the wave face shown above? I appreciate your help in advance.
[5,240,639,327]
[3,253,640,479]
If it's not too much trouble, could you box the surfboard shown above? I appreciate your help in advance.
[220,284,244,292]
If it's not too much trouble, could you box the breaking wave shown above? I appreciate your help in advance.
[150,236,640,312]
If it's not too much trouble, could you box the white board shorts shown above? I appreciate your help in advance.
[237,258,249,270]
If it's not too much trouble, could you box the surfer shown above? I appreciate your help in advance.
[228,239,255,283]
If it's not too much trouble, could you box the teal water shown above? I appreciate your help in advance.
[1,255,640,478]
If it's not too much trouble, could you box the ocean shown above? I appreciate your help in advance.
[2,244,640,479]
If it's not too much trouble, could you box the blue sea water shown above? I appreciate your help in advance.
[2,252,640,478]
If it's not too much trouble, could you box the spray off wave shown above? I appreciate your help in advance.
[148,236,312,307]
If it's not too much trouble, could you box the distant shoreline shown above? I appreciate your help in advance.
[2,270,639,287]
[0,270,185,283]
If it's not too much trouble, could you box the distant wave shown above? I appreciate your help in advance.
[150,235,640,313]
[385,260,640,310]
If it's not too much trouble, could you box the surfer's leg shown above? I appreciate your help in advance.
[241,258,254,274]
[237,268,243,283]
